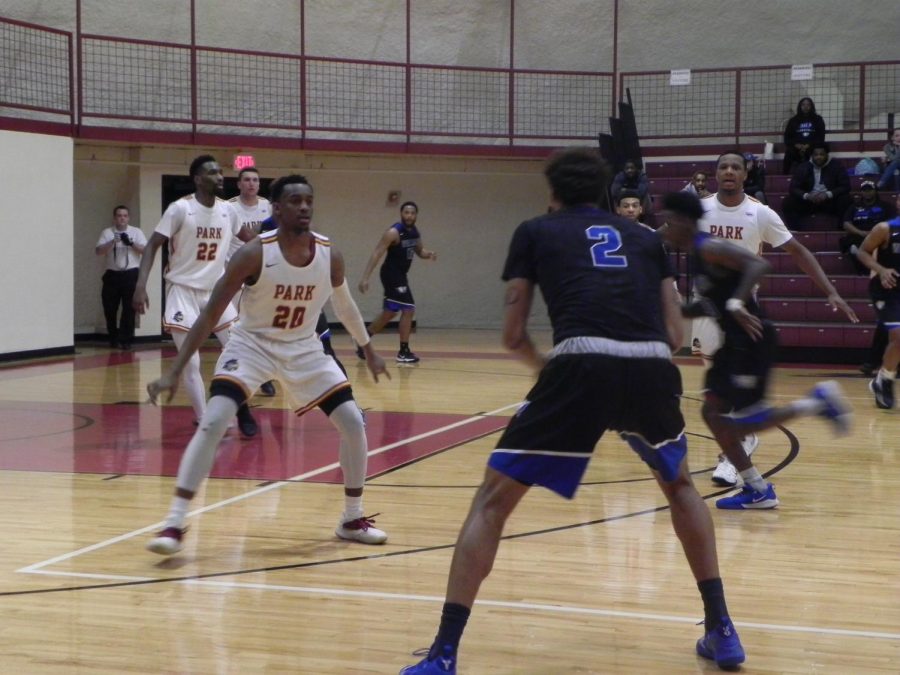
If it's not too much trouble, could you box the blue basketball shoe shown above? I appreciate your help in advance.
[716,483,779,510]
[810,380,852,434]
[400,645,456,674]
[696,618,746,668]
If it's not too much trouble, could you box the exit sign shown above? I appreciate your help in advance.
[234,154,256,171]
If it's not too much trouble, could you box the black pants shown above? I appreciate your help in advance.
[102,268,138,346]
[782,194,851,230]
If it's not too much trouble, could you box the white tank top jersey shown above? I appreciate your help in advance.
[235,230,333,343]
[155,194,242,290]
[226,196,271,261]
[699,194,793,254]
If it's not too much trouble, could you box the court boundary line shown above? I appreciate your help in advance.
[16,402,520,574]
[18,569,900,642]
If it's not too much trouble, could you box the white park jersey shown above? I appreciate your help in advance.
[235,230,333,343]
[226,196,271,261]
[699,194,793,254]
[155,195,242,290]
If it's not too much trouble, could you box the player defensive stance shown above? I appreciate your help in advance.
[660,191,851,510]
[146,175,390,555]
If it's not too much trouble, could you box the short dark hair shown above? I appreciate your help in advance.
[189,154,217,179]
[269,174,311,203]
[544,147,610,207]
[616,189,642,206]
[662,191,705,222]
[400,201,418,212]
[716,150,746,169]
[112,204,129,216]
[811,141,830,154]
[237,167,260,179]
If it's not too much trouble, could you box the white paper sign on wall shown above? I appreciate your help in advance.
[670,69,691,86]
[791,64,814,81]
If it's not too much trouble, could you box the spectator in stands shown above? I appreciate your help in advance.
[839,180,896,272]
[782,142,851,230]
[877,128,900,192]
[782,97,826,175]
[743,153,767,204]
[615,190,651,229]
[681,170,711,198]
[610,159,651,214]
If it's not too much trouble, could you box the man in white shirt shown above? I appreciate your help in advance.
[693,151,858,494]
[95,205,147,350]
[133,155,258,435]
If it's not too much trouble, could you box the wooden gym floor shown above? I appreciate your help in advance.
[0,328,897,673]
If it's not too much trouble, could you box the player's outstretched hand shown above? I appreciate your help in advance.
[828,293,859,323]
[731,307,764,341]
[366,352,391,383]
[877,269,899,291]
[147,372,180,405]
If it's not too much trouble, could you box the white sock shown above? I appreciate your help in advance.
[343,496,363,521]
[790,397,822,416]
[164,496,191,530]
[739,467,767,493]
[879,368,896,381]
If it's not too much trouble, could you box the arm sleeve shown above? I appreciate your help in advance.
[329,281,370,346]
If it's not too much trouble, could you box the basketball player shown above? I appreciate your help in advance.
[401,148,745,673]
[357,202,437,363]
[228,166,276,396]
[694,151,858,488]
[855,195,900,409]
[145,174,390,555]
[133,155,259,436]
[661,191,852,510]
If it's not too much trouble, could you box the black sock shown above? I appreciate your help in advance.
[430,602,470,658]
[400,341,410,352]
[697,578,729,632]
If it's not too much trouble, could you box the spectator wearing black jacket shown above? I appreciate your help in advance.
[782,97,826,174]
[610,159,651,214]
[782,142,851,230]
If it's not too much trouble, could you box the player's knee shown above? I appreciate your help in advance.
[209,379,247,407]
[322,388,357,418]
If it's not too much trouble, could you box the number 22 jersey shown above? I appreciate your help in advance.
[155,194,242,290]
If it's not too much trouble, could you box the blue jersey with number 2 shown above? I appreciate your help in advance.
[502,206,674,345]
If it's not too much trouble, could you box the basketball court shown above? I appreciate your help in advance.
[0,328,898,673]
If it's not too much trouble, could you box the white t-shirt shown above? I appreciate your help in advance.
[154,194,242,291]
[96,225,147,271]
[226,196,271,261]
[699,193,792,254]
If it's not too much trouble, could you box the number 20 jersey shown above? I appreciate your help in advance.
[155,194,242,290]
[501,206,673,345]
[235,230,333,344]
